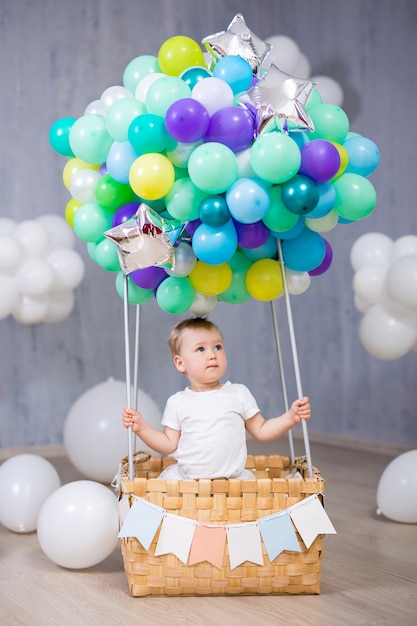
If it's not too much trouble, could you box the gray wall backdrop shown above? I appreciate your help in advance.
[0,0,416,451]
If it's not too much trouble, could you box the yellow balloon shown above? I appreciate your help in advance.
[62,158,100,190]
[189,261,232,296]
[129,153,175,200]
[246,259,284,301]
[330,142,349,181]
[158,36,206,76]
[65,198,81,228]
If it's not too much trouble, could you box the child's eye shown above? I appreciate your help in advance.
[214,344,223,351]
[196,346,205,352]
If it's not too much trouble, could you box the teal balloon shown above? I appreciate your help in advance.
[128,113,171,154]
[281,174,320,215]
[156,276,195,314]
[69,115,113,164]
[115,273,154,305]
[49,117,76,157]
[199,196,230,227]
[242,234,278,260]
[180,66,212,89]
[281,228,326,272]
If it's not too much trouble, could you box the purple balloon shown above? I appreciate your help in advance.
[300,140,340,183]
[112,202,139,227]
[130,266,167,289]
[204,106,255,153]
[308,238,333,276]
[165,98,210,143]
[234,219,270,249]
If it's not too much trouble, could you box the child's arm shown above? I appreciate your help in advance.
[122,406,180,454]
[245,397,311,442]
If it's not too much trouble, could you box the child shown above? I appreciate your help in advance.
[122,317,311,479]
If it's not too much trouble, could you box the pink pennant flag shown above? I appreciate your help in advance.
[226,522,264,570]
[288,495,337,548]
[188,524,227,569]
[155,514,196,564]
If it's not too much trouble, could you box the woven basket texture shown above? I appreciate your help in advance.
[119,453,326,596]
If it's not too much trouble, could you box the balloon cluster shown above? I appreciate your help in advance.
[351,232,417,360]
[50,13,379,315]
[0,215,85,324]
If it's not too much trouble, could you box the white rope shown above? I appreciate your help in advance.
[123,275,134,480]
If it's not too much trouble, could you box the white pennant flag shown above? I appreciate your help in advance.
[288,495,336,548]
[155,513,196,564]
[226,522,264,570]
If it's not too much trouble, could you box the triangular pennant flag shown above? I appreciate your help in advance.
[155,514,196,564]
[288,495,337,548]
[258,510,301,560]
[226,522,264,570]
[118,497,165,549]
[117,495,131,528]
[188,524,227,569]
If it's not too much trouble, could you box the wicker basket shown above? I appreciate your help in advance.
[119,452,326,596]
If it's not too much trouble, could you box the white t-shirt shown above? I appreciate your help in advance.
[161,381,260,479]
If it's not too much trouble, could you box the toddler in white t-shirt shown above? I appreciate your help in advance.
[122,317,311,479]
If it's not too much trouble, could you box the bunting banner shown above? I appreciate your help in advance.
[118,493,336,568]
[155,513,196,564]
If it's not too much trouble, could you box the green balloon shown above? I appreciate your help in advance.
[73,203,113,243]
[123,55,161,93]
[115,273,154,305]
[308,103,350,143]
[333,173,377,221]
[188,142,238,194]
[219,251,252,304]
[262,185,300,231]
[156,276,195,314]
[145,76,191,117]
[95,174,133,213]
[69,114,113,164]
[250,133,301,184]
[165,177,208,221]
[94,238,121,272]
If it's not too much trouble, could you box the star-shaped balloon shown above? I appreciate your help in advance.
[104,204,186,275]
[202,13,271,77]
[239,64,315,135]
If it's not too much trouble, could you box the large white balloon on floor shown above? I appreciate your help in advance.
[376,450,417,523]
[37,480,119,568]
[64,379,162,483]
[0,454,61,533]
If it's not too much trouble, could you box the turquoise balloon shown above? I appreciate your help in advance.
[242,234,278,260]
[192,219,238,265]
[123,55,161,93]
[281,228,326,272]
[49,117,76,157]
[308,103,350,143]
[156,276,195,314]
[308,182,336,218]
[72,203,113,243]
[128,113,171,154]
[145,76,191,117]
[115,273,154,305]
[333,173,377,221]
[250,133,301,184]
[199,195,230,227]
[165,177,208,221]
[344,136,380,177]
[188,142,238,194]
[69,115,113,164]
[180,66,212,89]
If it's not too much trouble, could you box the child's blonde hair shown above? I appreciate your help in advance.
[167,317,222,357]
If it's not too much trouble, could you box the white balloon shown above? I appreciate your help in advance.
[190,291,218,315]
[293,53,311,79]
[0,275,18,319]
[236,147,256,179]
[0,234,25,274]
[36,214,75,250]
[37,480,119,568]
[386,255,417,312]
[191,77,234,116]
[12,294,49,324]
[0,454,61,533]
[64,379,162,483]
[265,35,302,75]
[390,235,417,263]
[46,247,85,291]
[15,258,54,296]
[352,265,387,305]
[14,220,50,257]
[350,232,393,271]
[0,218,16,235]
[43,290,75,323]
[69,168,101,204]
[376,450,417,523]
[311,75,344,106]
[354,293,371,314]
[305,210,339,233]
[359,304,417,360]
[165,242,197,277]
[285,269,311,295]
[166,140,202,168]
[135,72,165,104]
[99,85,133,113]
[84,99,104,115]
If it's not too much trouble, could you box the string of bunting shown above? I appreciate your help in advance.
[118,493,336,570]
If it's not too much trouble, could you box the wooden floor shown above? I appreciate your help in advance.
[1,442,416,626]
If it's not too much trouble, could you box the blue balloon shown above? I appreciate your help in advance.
[307,182,336,218]
[270,216,305,240]
[242,234,278,260]
[106,141,138,184]
[192,219,238,265]
[213,55,253,94]
[281,228,326,272]
[344,136,380,176]
[226,178,270,224]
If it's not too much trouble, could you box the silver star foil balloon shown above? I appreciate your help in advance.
[104,204,186,274]
[239,64,315,134]
[202,13,271,77]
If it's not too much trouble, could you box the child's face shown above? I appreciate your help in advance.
[173,327,227,390]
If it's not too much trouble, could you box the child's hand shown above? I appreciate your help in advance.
[122,406,143,433]
[289,397,311,424]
